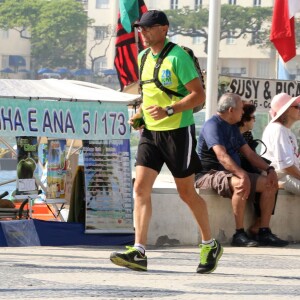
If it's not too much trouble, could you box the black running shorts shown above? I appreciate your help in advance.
[135,125,202,178]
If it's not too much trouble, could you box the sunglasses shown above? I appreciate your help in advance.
[250,116,256,120]
[137,24,161,32]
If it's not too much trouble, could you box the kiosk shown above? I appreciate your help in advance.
[0,79,140,246]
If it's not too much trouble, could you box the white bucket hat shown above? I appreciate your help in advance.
[269,93,300,122]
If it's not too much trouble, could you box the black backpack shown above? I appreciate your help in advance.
[139,42,205,113]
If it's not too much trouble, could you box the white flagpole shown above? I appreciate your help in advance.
[205,0,221,120]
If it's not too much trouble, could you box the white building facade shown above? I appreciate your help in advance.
[2,0,300,81]
[0,28,30,78]
[85,0,279,79]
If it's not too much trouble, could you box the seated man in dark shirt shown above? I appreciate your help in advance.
[195,92,288,247]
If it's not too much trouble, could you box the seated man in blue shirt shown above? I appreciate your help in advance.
[195,92,288,247]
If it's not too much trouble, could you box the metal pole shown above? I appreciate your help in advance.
[0,137,17,156]
[112,0,119,28]
[0,178,16,187]
[205,0,221,120]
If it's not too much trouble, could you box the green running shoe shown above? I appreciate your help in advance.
[197,239,223,274]
[110,246,147,271]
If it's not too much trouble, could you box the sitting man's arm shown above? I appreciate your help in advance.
[212,144,251,200]
[240,144,278,188]
[282,165,300,180]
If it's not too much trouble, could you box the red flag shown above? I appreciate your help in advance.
[114,0,147,90]
[270,0,298,63]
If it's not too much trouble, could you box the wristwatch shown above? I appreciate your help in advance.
[266,166,275,174]
[165,106,174,117]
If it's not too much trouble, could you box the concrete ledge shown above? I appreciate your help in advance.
[148,187,200,246]
[148,187,300,246]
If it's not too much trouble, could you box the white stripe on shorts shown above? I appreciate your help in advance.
[187,126,192,169]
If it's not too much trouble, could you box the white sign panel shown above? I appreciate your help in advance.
[223,76,300,112]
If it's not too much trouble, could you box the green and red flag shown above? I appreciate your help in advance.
[114,0,147,90]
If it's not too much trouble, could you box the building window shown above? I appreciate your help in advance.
[96,0,109,9]
[95,58,107,73]
[251,31,261,44]
[257,61,270,78]
[1,55,9,68]
[169,35,178,43]
[94,26,108,40]
[221,67,246,76]
[21,29,31,39]
[193,36,203,44]
[253,0,261,6]
[9,55,26,67]
[228,0,236,4]
[198,58,206,71]
[195,0,202,10]
[0,29,9,39]
[170,0,178,10]
[221,67,229,75]
[226,31,236,45]
[80,0,88,11]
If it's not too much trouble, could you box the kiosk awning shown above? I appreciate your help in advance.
[9,55,26,67]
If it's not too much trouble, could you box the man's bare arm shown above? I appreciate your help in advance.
[240,144,278,188]
[212,144,250,199]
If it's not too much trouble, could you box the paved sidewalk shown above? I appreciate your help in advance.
[1,244,300,299]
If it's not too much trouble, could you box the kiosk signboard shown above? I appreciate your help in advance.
[0,99,130,140]
[83,139,133,233]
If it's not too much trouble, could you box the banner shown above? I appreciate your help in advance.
[222,76,300,112]
[83,139,133,233]
[0,98,130,140]
[16,136,38,196]
[47,139,67,199]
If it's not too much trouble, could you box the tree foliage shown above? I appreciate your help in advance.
[165,5,273,53]
[0,0,91,69]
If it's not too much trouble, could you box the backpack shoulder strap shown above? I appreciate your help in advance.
[139,48,151,80]
[139,48,151,91]
[153,42,184,98]
[139,43,176,84]
[139,42,185,98]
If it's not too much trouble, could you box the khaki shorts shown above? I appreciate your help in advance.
[195,170,260,201]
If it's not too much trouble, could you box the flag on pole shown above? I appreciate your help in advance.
[270,0,300,63]
[114,0,147,90]
[119,0,139,33]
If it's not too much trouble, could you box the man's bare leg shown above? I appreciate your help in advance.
[133,166,158,246]
[174,174,211,240]
[255,176,276,228]
[252,175,288,246]
[229,176,258,247]
[230,176,247,229]
[175,174,223,274]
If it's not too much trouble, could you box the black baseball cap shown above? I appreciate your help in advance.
[133,10,169,27]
